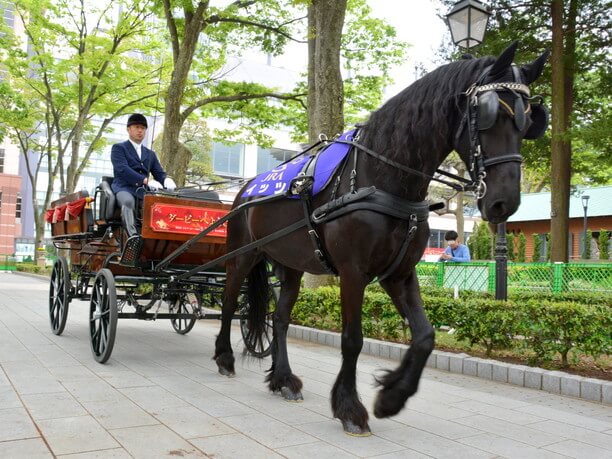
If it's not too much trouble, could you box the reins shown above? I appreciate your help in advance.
[333,139,475,193]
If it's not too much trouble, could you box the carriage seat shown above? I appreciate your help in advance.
[96,176,121,222]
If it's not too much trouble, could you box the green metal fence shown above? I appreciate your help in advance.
[416,261,612,294]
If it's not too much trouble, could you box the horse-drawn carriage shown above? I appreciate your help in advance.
[46,178,275,363]
[46,43,550,435]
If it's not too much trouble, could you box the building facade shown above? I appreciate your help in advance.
[506,186,612,260]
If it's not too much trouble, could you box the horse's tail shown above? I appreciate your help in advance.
[245,259,271,353]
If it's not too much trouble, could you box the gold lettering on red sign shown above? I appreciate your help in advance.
[150,204,228,237]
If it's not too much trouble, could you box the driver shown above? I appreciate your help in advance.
[111,113,176,263]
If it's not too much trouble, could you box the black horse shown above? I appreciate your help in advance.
[214,42,549,435]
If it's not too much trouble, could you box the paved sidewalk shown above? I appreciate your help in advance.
[0,273,610,458]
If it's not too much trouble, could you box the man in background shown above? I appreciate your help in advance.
[438,230,471,262]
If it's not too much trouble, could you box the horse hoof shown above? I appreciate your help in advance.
[373,390,402,419]
[341,420,371,437]
[281,386,303,402]
[218,367,235,378]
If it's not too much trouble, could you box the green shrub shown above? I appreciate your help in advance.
[293,285,611,367]
[532,234,543,262]
[585,229,593,259]
[451,298,520,356]
[506,233,516,261]
[520,300,611,366]
[517,233,526,262]
[598,230,610,260]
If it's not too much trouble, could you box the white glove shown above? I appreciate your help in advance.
[164,177,177,191]
[148,179,163,191]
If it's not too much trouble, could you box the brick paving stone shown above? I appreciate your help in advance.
[0,407,40,442]
[37,415,119,455]
[0,438,52,458]
[1,274,610,458]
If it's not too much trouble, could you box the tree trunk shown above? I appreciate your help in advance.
[307,0,346,143]
[549,0,570,262]
[455,195,465,241]
[303,0,347,289]
[158,9,207,184]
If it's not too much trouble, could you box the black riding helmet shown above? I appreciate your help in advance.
[127,113,148,128]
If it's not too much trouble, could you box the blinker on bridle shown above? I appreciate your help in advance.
[459,65,532,199]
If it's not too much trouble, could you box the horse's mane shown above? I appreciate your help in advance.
[359,56,497,196]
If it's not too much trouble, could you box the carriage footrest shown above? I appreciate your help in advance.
[120,235,143,266]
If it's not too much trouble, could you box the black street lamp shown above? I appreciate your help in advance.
[582,195,590,259]
[446,0,491,50]
[445,1,507,299]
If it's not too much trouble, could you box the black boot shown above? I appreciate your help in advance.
[120,207,142,266]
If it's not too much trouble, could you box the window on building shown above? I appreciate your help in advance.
[1,2,13,30]
[0,148,4,173]
[212,142,244,176]
[16,193,21,219]
[256,147,298,174]
[428,229,445,249]
[0,191,3,208]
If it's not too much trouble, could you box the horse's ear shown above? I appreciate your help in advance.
[521,50,550,85]
[488,41,518,80]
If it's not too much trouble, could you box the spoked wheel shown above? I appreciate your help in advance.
[170,293,199,335]
[49,256,71,335]
[89,269,117,363]
[240,282,277,358]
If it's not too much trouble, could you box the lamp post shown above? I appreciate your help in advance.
[445,1,507,298]
[446,0,491,50]
[582,195,590,259]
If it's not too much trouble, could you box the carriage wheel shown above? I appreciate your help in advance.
[89,269,117,363]
[170,293,198,335]
[240,284,277,358]
[49,256,71,335]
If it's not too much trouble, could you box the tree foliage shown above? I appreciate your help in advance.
[439,0,609,263]
[153,0,308,183]
[0,0,161,252]
[439,0,610,189]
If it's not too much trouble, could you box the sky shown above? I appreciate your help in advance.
[237,1,450,100]
[367,0,449,97]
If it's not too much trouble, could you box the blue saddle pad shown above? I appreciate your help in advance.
[241,129,357,198]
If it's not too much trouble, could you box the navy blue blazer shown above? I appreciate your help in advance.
[110,140,167,196]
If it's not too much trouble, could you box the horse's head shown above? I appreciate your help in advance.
[455,42,550,224]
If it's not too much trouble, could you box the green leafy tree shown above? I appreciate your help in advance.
[154,0,307,184]
[469,222,492,260]
[598,230,610,260]
[584,229,593,259]
[517,233,527,262]
[506,232,516,261]
[0,0,161,256]
[532,234,543,262]
[440,0,610,262]
[152,118,216,187]
[467,224,478,259]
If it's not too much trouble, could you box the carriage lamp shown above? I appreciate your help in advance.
[446,0,491,50]
[582,194,590,259]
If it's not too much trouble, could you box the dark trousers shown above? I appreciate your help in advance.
[116,191,138,237]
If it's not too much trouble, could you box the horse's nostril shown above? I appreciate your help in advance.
[490,200,506,215]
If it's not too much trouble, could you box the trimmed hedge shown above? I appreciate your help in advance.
[292,285,611,367]
[16,263,51,276]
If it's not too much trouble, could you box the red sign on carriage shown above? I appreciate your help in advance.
[150,203,228,237]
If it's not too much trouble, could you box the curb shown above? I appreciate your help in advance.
[287,324,611,405]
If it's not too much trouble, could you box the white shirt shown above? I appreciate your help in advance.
[129,139,143,160]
